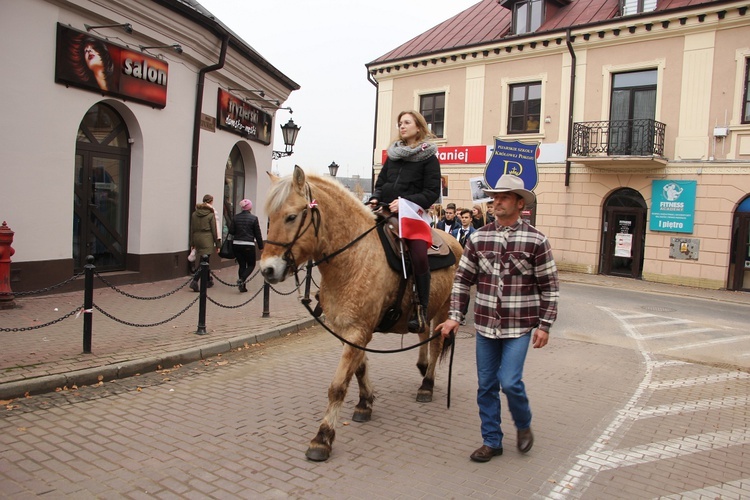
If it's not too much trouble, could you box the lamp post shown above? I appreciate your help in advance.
[272,118,301,160]
[328,161,340,177]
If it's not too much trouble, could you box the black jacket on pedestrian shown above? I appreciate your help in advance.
[229,211,264,249]
[371,155,441,210]
[437,217,460,233]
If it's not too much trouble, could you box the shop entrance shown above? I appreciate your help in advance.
[73,104,130,272]
[728,196,750,291]
[600,188,646,278]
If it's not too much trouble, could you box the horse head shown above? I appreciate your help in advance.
[260,166,322,283]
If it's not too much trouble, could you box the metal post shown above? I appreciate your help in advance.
[196,254,208,335]
[83,255,95,353]
[262,281,270,317]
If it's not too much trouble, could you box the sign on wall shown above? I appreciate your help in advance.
[484,138,540,191]
[55,24,168,108]
[649,180,697,233]
[217,89,272,144]
[381,145,487,165]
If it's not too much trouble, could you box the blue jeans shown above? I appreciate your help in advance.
[475,332,532,449]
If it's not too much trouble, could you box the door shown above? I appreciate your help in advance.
[728,200,750,291]
[609,69,657,155]
[600,188,647,278]
[73,104,130,271]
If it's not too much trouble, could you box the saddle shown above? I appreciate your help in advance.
[376,215,456,274]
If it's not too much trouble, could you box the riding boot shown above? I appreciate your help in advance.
[408,272,431,333]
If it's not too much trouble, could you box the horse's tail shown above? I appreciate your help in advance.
[439,332,454,363]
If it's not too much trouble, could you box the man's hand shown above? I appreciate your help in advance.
[436,319,460,339]
[531,328,549,348]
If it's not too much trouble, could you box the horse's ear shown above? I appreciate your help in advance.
[292,165,305,194]
[266,170,280,183]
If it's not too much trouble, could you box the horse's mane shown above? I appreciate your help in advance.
[266,172,375,221]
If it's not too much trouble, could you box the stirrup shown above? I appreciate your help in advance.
[408,304,427,333]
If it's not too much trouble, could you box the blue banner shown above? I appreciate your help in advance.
[484,138,539,191]
[649,180,697,233]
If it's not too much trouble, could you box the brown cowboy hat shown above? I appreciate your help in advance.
[483,174,536,207]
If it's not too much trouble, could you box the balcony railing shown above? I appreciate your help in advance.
[572,119,666,157]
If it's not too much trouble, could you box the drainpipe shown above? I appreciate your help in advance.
[367,69,379,193]
[565,28,576,187]
[190,35,229,215]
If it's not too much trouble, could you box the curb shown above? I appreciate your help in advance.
[0,318,318,400]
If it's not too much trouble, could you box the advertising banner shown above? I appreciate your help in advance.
[484,138,539,191]
[649,180,697,233]
[55,24,168,108]
[381,145,487,165]
[217,89,272,144]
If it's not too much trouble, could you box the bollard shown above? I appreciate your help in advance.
[83,255,95,353]
[195,254,209,335]
[0,221,16,309]
[262,281,270,317]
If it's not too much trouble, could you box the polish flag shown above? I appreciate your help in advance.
[398,198,432,245]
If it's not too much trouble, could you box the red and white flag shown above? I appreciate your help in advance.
[398,198,432,246]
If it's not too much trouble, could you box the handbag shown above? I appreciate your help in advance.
[219,236,235,259]
[187,248,196,262]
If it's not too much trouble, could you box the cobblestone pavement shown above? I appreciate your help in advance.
[1,269,750,498]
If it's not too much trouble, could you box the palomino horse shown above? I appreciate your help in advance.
[260,166,463,461]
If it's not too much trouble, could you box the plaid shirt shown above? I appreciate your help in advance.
[448,218,559,339]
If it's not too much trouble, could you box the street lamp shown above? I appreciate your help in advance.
[272,118,301,160]
[328,161,340,177]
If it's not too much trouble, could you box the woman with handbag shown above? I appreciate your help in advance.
[189,194,220,291]
[228,199,264,292]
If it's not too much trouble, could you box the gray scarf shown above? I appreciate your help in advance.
[386,140,437,162]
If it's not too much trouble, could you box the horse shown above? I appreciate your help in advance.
[260,166,464,462]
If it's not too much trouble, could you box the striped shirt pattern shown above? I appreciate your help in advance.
[448,218,560,339]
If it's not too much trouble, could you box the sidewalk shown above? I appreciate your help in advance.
[1,267,749,400]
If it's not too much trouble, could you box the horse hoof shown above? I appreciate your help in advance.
[352,408,372,422]
[416,391,433,403]
[306,445,331,462]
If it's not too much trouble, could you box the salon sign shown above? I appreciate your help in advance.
[55,24,168,108]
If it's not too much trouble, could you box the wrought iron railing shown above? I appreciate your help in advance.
[572,119,666,157]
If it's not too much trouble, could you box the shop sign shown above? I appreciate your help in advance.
[484,138,539,191]
[649,180,696,233]
[216,89,272,144]
[381,145,487,165]
[55,24,168,108]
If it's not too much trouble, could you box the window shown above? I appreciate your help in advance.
[508,82,541,134]
[419,93,445,137]
[743,59,750,124]
[621,0,657,16]
[609,69,657,155]
[513,0,544,35]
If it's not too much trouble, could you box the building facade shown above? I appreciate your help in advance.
[366,0,750,291]
[0,0,299,291]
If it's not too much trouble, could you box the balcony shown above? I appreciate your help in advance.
[570,119,667,168]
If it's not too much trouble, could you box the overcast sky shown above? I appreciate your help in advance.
[198,0,479,179]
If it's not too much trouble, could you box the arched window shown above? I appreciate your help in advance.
[223,145,246,238]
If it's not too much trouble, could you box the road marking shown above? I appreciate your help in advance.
[639,327,715,339]
[649,371,750,389]
[621,394,750,418]
[661,335,748,351]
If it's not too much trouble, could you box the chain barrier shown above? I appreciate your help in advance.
[0,306,82,332]
[209,268,260,288]
[0,271,85,297]
[268,281,303,296]
[94,272,193,300]
[206,284,264,309]
[92,296,199,328]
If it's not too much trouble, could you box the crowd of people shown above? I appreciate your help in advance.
[429,201,496,247]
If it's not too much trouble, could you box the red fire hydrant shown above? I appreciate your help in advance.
[0,221,16,309]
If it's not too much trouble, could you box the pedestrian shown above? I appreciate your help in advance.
[471,204,486,229]
[189,194,221,291]
[436,202,460,234]
[450,208,476,248]
[485,203,496,224]
[436,174,560,463]
[369,110,441,333]
[228,199,264,292]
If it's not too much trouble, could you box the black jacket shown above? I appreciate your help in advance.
[437,217,460,233]
[229,211,264,249]
[371,154,441,210]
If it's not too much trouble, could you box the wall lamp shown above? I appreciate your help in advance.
[328,162,340,177]
[272,117,301,160]
[228,87,265,98]
[84,22,133,34]
[140,44,183,54]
